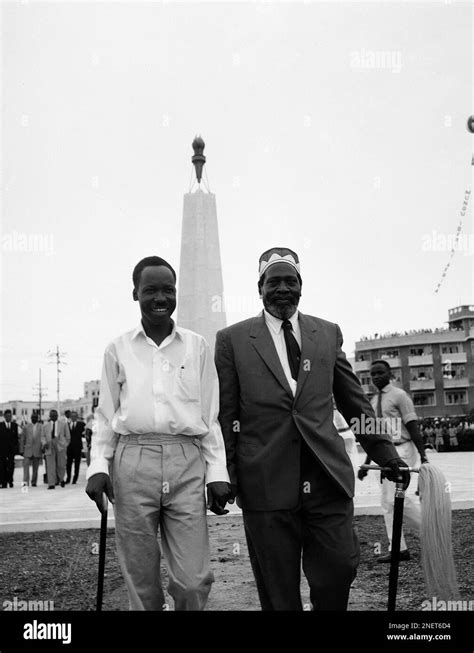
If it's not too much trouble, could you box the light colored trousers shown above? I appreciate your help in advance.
[23,457,41,484]
[45,440,67,485]
[381,440,421,551]
[112,433,214,611]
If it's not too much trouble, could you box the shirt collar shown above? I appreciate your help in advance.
[264,309,299,335]
[380,382,392,393]
[131,319,183,345]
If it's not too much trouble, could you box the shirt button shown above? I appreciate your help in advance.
[292,410,298,415]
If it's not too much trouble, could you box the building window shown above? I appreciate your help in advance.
[410,366,433,381]
[409,346,432,356]
[443,363,466,379]
[445,391,468,405]
[85,391,89,398]
[391,369,402,383]
[356,353,369,362]
[441,343,462,354]
[413,393,436,406]
[380,349,399,359]
[359,374,371,386]
[12,408,16,415]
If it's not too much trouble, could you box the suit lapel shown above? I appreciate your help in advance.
[250,313,293,398]
[294,313,319,404]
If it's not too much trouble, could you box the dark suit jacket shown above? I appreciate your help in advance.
[215,311,400,511]
[0,422,19,457]
[68,421,85,454]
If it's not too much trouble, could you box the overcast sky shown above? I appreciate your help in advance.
[1,1,472,403]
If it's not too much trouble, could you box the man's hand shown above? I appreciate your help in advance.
[226,483,238,504]
[206,481,232,515]
[384,458,411,490]
[85,472,115,514]
[357,468,368,481]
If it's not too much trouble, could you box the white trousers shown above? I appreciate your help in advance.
[381,441,421,551]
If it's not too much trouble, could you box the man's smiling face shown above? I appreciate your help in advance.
[259,262,302,320]
[133,265,177,325]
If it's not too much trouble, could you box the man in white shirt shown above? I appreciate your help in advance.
[86,256,231,611]
[358,359,428,562]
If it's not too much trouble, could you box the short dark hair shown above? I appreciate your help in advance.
[132,256,177,289]
[370,359,392,372]
[4,409,12,415]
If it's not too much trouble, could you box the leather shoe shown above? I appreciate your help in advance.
[60,481,65,487]
[47,485,56,489]
[377,550,411,563]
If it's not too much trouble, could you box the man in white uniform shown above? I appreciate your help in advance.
[358,359,428,562]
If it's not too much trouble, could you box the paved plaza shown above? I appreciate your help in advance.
[0,450,472,532]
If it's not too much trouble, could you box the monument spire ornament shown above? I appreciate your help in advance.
[192,135,206,183]
[178,136,226,351]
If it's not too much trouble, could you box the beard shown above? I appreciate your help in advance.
[263,296,299,321]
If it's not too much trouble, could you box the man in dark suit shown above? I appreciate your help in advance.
[0,411,14,488]
[66,411,85,484]
[215,247,410,611]
[0,410,20,488]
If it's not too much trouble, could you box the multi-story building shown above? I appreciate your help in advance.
[0,380,100,424]
[353,305,474,421]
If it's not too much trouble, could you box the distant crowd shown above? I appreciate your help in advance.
[419,419,472,452]
[0,409,94,489]
[359,326,464,341]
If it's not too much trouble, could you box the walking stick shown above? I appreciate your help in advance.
[360,464,419,611]
[387,479,405,611]
[96,492,108,612]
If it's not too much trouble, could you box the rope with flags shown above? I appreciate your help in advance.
[433,190,470,294]
[434,117,472,294]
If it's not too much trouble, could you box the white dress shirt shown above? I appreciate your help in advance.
[263,309,301,396]
[87,321,230,485]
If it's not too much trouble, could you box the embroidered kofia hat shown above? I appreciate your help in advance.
[258,247,301,279]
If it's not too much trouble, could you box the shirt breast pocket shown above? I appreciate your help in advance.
[174,365,200,403]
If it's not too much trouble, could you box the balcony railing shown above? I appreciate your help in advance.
[441,353,467,364]
[354,360,371,372]
[408,354,433,366]
[410,380,435,391]
[443,377,470,388]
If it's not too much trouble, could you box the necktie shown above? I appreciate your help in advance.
[51,422,56,439]
[282,319,301,381]
[376,391,383,418]
[7,423,10,430]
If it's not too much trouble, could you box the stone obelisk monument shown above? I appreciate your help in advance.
[177,136,226,351]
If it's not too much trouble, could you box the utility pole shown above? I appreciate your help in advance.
[47,345,67,415]
[32,368,47,421]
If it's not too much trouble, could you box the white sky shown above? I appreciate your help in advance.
[1,1,473,403]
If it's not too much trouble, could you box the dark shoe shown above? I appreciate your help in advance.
[72,479,77,485]
[31,483,37,487]
[60,481,65,487]
[65,479,71,484]
[47,485,56,489]
[377,550,411,563]
[9,483,13,488]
